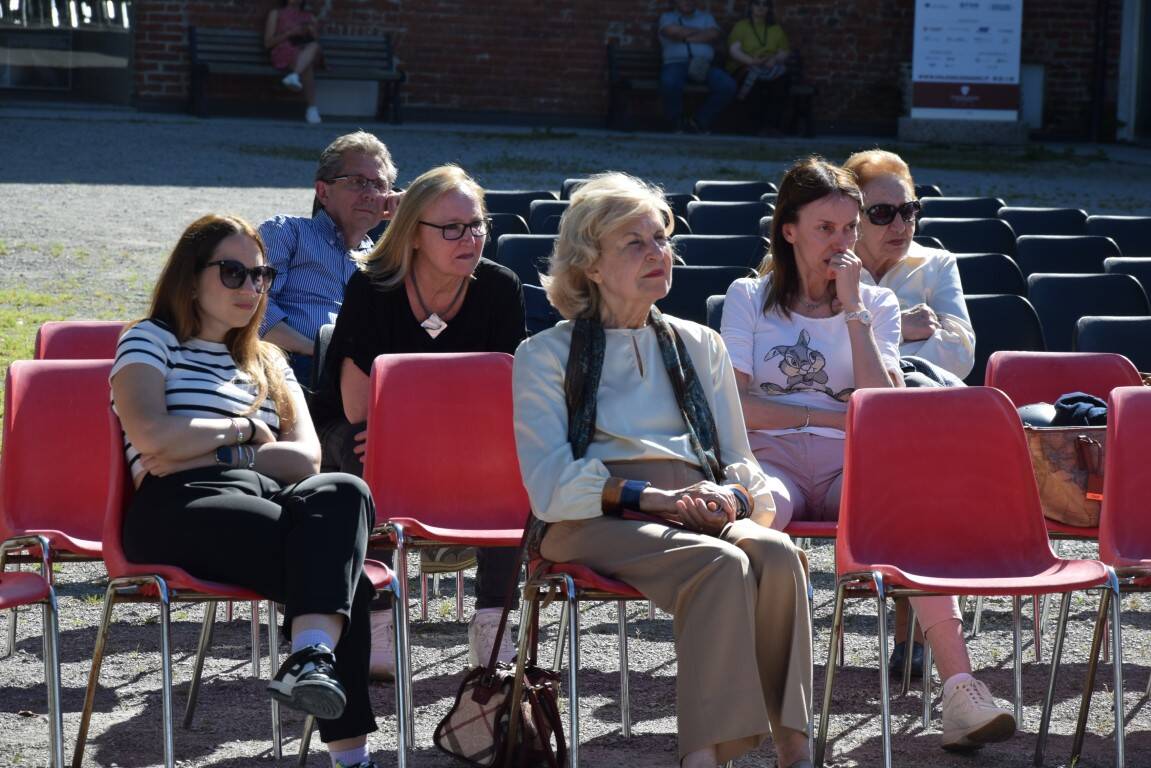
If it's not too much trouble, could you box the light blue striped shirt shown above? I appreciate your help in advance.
[258,209,375,342]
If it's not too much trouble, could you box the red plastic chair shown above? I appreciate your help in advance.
[0,534,64,766]
[1055,385,1151,767]
[72,407,408,768]
[33,319,125,360]
[985,350,1142,408]
[813,387,1121,768]
[1,360,115,656]
[362,352,528,746]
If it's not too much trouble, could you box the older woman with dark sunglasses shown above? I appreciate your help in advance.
[844,149,975,383]
[111,214,383,768]
[312,164,526,682]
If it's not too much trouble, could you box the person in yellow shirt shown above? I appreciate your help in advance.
[727,0,793,135]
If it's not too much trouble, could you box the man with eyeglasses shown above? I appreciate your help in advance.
[259,130,401,386]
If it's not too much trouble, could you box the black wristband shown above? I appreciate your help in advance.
[244,417,258,444]
[620,480,650,511]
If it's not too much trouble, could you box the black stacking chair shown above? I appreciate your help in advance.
[920,197,1007,219]
[482,213,530,260]
[560,178,589,199]
[913,235,946,250]
[915,184,943,198]
[671,234,768,269]
[963,294,1046,385]
[693,180,777,201]
[997,207,1087,237]
[1086,215,1151,257]
[665,193,698,220]
[485,190,558,221]
[706,295,725,333]
[493,234,556,287]
[657,266,753,324]
[528,200,570,234]
[1014,234,1113,277]
[1026,273,1150,352]
[954,253,1027,296]
[1104,257,1151,298]
[760,192,778,206]
[1074,316,1151,372]
[759,216,773,238]
[918,218,1017,257]
[523,284,562,336]
[687,201,772,236]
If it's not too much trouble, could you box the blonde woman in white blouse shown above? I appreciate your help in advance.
[844,149,976,382]
[512,173,813,768]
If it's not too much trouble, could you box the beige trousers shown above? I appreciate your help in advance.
[540,460,813,764]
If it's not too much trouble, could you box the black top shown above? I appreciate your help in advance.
[313,258,527,426]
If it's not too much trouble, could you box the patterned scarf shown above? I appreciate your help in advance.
[564,307,723,479]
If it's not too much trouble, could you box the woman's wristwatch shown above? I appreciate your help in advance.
[844,308,873,326]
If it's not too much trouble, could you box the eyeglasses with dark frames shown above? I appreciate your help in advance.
[865,200,922,226]
[324,174,392,195]
[418,218,493,241]
[204,260,278,294]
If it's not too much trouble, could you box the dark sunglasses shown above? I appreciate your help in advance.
[865,200,921,226]
[204,260,277,293]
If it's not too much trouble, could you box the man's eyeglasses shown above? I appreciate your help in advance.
[419,218,493,241]
[865,200,922,226]
[204,260,277,294]
[324,174,392,195]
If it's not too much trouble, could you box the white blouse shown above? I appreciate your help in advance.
[862,242,976,379]
[513,316,777,526]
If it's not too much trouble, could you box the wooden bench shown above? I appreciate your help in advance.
[606,42,816,135]
[188,26,404,122]
[606,43,708,130]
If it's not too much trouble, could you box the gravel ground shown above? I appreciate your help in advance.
[2,108,1151,767]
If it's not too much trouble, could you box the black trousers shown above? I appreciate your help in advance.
[318,418,521,611]
[124,467,377,743]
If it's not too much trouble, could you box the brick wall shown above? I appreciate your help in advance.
[133,0,1120,138]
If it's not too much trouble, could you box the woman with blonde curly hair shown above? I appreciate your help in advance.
[110,214,382,767]
[514,172,813,768]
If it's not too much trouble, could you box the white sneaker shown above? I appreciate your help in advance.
[368,609,395,682]
[305,106,322,124]
[281,71,303,91]
[940,678,1016,751]
[467,607,515,668]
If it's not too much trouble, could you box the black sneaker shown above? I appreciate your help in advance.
[267,643,347,720]
[889,640,924,678]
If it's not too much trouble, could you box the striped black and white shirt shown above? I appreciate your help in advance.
[111,319,295,482]
[257,209,375,344]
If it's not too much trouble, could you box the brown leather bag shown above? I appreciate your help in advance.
[1024,425,1105,527]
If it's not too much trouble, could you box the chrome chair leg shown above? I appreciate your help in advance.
[268,600,283,760]
[183,600,218,728]
[561,574,580,768]
[250,600,261,677]
[647,600,654,620]
[814,581,848,768]
[1035,591,1073,766]
[1033,593,1043,662]
[922,641,933,729]
[1108,574,1125,768]
[298,716,316,767]
[392,575,410,768]
[1012,596,1023,725]
[390,528,415,749]
[4,602,15,658]
[456,571,464,621]
[616,600,631,737]
[971,594,984,636]
[420,568,429,621]
[553,601,569,674]
[901,604,917,696]
[155,578,177,768]
[72,581,118,768]
[874,574,893,768]
[42,586,64,768]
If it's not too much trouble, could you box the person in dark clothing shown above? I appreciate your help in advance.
[315,164,526,680]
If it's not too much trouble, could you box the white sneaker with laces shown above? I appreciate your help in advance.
[305,106,322,124]
[281,71,303,91]
[467,607,515,668]
[368,609,395,682]
[940,678,1016,751]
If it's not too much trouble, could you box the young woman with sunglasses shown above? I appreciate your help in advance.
[313,164,526,680]
[845,149,975,382]
[721,159,1016,753]
[110,214,384,768]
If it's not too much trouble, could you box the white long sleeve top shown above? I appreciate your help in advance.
[512,316,778,527]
